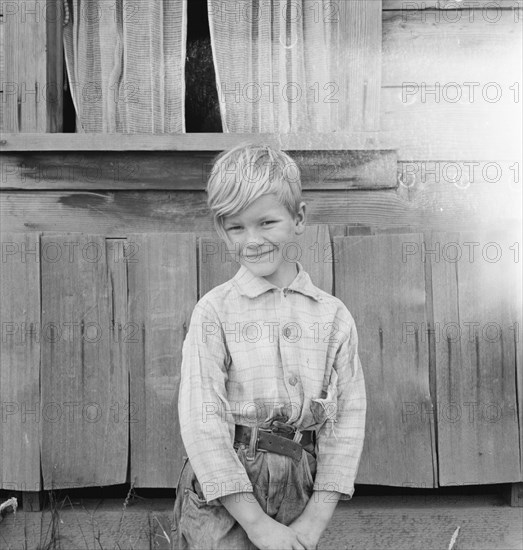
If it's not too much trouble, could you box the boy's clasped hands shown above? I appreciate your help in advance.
[247,513,322,550]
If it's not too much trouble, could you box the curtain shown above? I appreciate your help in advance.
[208,0,341,133]
[63,0,187,133]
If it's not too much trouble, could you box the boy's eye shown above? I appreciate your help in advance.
[227,222,274,231]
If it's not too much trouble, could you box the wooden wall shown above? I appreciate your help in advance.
[0,1,521,491]
[2,226,520,490]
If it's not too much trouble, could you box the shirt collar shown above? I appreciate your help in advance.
[232,261,322,302]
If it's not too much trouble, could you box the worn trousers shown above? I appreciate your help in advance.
[171,439,317,550]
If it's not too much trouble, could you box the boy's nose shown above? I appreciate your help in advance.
[244,230,265,248]
[243,234,267,255]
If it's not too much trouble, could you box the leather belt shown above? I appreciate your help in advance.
[235,424,314,461]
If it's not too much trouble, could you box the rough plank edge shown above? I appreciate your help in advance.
[383,0,522,9]
[21,491,45,513]
[0,133,397,152]
[423,231,440,488]
[503,482,523,506]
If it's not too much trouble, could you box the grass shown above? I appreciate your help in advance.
[0,482,173,550]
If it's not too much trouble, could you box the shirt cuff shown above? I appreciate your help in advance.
[199,474,254,503]
[313,472,356,501]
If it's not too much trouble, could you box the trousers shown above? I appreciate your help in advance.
[171,438,317,550]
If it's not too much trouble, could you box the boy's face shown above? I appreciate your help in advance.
[222,193,306,287]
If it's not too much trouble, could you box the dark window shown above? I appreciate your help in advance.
[186,0,222,132]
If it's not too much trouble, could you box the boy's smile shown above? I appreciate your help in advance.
[222,194,306,288]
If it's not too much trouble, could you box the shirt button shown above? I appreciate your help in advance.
[289,376,298,386]
[284,327,292,338]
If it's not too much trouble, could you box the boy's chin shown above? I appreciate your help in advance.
[241,259,279,277]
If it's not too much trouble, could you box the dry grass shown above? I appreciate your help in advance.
[1,482,172,550]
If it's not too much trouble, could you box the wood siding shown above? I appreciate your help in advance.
[2,226,520,489]
[0,1,521,490]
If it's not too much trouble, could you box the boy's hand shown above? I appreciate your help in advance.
[288,516,322,550]
[246,515,306,550]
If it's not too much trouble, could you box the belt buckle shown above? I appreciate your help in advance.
[271,421,303,443]
[256,427,271,453]
[264,431,303,461]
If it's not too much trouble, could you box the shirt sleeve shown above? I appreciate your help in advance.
[178,299,253,503]
[312,313,367,500]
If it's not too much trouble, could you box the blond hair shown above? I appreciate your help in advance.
[206,143,302,241]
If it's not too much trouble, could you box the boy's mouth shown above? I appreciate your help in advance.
[243,248,275,259]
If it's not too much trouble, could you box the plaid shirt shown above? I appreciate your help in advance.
[178,261,366,503]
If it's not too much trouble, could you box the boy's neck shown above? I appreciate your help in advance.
[262,262,299,289]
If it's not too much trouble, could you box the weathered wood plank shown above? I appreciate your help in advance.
[519,284,523,478]
[335,233,436,487]
[0,150,398,190]
[428,231,521,485]
[127,233,197,487]
[41,234,128,489]
[382,86,522,160]
[1,176,520,235]
[0,132,396,151]
[504,482,523,506]
[422,230,439,486]
[337,0,382,131]
[0,16,4,130]
[1,0,63,131]
[382,11,522,86]
[106,237,130,480]
[0,233,41,491]
[299,225,334,294]
[21,491,43,512]
[383,9,522,85]
[199,224,333,298]
[384,0,522,9]
[382,4,522,159]
[198,236,240,299]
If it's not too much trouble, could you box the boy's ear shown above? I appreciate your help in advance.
[294,201,306,235]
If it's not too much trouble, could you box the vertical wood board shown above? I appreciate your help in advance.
[127,233,197,487]
[335,233,436,487]
[337,0,382,131]
[2,0,63,132]
[0,232,41,490]
[40,234,128,489]
[430,231,522,485]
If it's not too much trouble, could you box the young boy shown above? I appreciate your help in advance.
[172,144,366,550]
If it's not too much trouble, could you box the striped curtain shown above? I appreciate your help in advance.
[208,0,342,132]
[63,0,187,133]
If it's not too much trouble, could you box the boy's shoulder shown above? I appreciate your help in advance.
[191,278,237,317]
[314,287,358,333]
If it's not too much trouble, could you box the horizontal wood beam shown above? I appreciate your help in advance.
[0,150,398,191]
[0,133,396,152]
[1,177,520,236]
